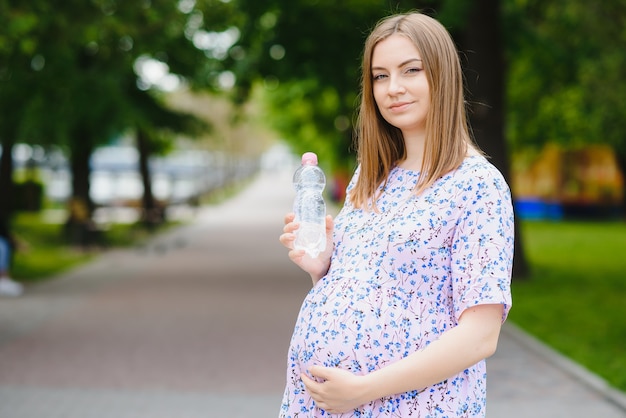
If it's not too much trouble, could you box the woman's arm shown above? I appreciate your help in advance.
[279,213,334,285]
[301,303,504,414]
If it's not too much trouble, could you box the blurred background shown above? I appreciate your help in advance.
[0,0,624,409]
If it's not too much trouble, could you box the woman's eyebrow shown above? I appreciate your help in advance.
[371,58,422,71]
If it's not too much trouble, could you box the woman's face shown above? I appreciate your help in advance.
[371,34,430,137]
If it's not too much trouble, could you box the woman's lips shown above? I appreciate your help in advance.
[389,101,412,112]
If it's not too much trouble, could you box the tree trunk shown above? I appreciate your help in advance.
[65,127,97,247]
[69,127,94,213]
[0,138,15,224]
[459,0,530,278]
[136,128,164,229]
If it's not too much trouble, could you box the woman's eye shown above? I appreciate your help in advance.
[405,67,422,74]
[373,73,387,81]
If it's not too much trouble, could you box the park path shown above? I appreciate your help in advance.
[1,164,625,417]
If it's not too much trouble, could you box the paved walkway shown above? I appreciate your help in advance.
[1,167,625,418]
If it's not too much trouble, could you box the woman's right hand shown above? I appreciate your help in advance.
[279,212,334,285]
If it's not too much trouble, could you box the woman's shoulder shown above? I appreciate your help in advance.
[450,155,510,193]
[458,155,504,177]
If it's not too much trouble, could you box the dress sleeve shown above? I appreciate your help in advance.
[450,163,515,323]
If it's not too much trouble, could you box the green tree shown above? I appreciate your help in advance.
[127,82,207,228]
[1,1,139,242]
[111,1,225,228]
[505,0,626,212]
[0,0,234,242]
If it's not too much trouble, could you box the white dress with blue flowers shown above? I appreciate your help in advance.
[280,155,514,417]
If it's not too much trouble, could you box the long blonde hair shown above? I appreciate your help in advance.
[350,12,478,210]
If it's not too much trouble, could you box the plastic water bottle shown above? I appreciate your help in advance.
[293,152,326,258]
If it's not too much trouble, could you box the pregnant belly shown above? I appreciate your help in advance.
[290,276,433,374]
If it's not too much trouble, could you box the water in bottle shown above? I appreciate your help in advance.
[293,152,326,258]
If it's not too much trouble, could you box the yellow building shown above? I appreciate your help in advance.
[512,144,624,219]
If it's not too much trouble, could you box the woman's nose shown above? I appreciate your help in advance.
[388,75,405,95]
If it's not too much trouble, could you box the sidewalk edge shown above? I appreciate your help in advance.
[504,322,626,412]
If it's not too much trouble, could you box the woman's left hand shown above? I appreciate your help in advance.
[301,365,369,414]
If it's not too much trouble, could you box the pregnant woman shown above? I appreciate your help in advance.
[279,12,514,417]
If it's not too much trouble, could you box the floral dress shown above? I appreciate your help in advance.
[280,156,514,417]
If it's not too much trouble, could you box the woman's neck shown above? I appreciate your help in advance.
[397,131,426,170]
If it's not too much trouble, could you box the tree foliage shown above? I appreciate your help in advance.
[505,0,626,156]
[0,0,238,240]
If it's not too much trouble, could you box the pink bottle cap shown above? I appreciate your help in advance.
[301,152,318,165]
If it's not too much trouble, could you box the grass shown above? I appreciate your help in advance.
[11,213,94,282]
[11,212,179,283]
[510,220,626,392]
